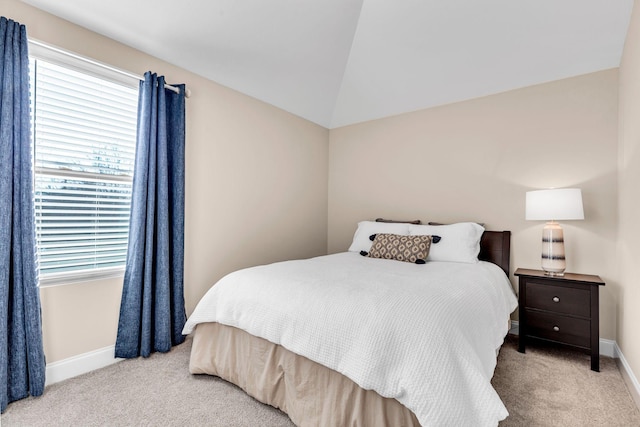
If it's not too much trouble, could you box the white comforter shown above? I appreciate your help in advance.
[183,252,518,426]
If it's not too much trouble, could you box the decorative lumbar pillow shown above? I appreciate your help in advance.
[360,233,432,264]
[407,222,484,263]
[348,221,412,253]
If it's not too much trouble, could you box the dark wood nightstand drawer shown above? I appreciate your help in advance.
[525,281,590,317]
[527,311,590,348]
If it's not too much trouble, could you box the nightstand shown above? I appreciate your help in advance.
[515,268,605,372]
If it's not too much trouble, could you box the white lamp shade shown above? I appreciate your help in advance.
[526,188,584,221]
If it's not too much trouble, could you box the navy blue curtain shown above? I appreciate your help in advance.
[115,72,186,358]
[0,17,46,413]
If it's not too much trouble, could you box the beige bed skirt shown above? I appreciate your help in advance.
[190,322,420,427]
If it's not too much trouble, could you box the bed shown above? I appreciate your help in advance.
[183,221,518,426]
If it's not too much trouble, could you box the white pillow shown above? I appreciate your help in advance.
[348,221,412,253]
[407,222,484,263]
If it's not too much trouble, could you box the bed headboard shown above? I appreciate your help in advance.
[479,231,511,276]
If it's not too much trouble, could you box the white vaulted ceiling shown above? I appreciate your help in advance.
[22,0,633,129]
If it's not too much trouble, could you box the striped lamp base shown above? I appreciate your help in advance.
[541,221,566,276]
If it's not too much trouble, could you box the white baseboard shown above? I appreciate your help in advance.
[508,320,519,336]
[509,320,640,409]
[615,342,640,409]
[599,338,616,358]
[45,345,123,387]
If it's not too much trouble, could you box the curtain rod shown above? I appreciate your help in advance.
[29,39,191,98]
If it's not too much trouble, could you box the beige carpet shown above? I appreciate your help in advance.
[2,335,639,426]
[494,335,640,427]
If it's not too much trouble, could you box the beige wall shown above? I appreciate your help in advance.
[618,0,640,392]
[328,70,619,340]
[5,0,329,363]
[4,0,631,373]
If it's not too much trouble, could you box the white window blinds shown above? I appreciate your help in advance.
[32,59,139,279]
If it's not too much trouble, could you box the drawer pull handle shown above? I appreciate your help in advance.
[552,296,560,303]
[553,326,560,332]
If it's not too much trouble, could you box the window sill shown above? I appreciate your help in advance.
[38,267,125,288]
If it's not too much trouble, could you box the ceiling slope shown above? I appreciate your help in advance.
[22,0,634,129]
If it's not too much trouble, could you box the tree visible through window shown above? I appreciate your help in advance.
[31,58,138,281]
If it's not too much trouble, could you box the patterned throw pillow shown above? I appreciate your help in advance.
[364,233,432,264]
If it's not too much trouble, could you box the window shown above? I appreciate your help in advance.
[30,47,139,284]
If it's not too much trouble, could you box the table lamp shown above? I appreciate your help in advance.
[525,188,584,276]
